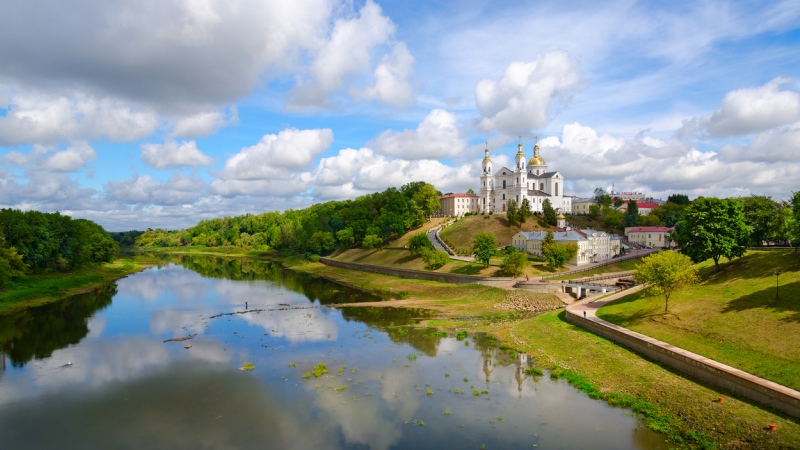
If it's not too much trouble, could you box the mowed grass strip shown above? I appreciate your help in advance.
[0,255,154,314]
[597,250,800,391]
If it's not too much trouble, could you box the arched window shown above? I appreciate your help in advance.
[539,182,544,190]
[502,194,506,200]
[503,180,506,189]
[555,182,559,196]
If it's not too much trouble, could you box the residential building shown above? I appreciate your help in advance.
[437,193,480,217]
[625,226,675,248]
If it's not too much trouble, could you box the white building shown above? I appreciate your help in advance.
[625,226,675,248]
[480,141,571,215]
[572,197,596,215]
[437,193,480,217]
[512,227,617,266]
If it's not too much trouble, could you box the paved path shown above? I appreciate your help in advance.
[427,226,476,262]
[567,284,646,318]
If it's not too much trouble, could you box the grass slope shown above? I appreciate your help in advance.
[598,250,800,391]
[0,255,154,314]
[439,214,550,250]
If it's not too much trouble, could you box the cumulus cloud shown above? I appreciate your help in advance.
[475,52,583,134]
[219,128,333,180]
[718,123,800,163]
[0,89,159,145]
[357,42,415,108]
[288,0,407,109]
[104,173,206,205]
[368,109,466,159]
[700,77,800,137]
[170,106,238,138]
[140,141,214,169]
[38,142,97,172]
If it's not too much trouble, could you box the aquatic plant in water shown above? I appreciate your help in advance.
[240,362,255,371]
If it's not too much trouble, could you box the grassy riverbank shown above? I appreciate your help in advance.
[0,254,154,314]
[598,250,800,392]
[293,258,800,448]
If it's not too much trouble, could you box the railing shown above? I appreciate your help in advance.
[540,251,653,280]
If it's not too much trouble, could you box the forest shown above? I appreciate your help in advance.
[0,209,118,287]
[134,181,440,255]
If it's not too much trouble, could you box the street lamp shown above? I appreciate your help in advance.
[775,270,781,299]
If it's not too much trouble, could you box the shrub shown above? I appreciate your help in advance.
[307,254,320,262]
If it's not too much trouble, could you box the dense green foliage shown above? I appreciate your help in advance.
[624,199,639,227]
[634,251,699,312]
[542,198,557,226]
[135,182,436,254]
[674,197,749,271]
[421,249,449,270]
[666,193,690,205]
[109,230,144,247]
[408,232,433,255]
[471,232,497,266]
[740,195,790,246]
[0,209,117,286]
[500,248,528,276]
[541,230,578,268]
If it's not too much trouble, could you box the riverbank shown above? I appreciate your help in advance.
[0,254,155,314]
[130,248,800,447]
[292,258,800,448]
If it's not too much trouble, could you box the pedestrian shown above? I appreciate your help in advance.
[583,310,586,318]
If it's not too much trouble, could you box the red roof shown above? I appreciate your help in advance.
[619,201,659,209]
[439,193,479,199]
[626,226,674,233]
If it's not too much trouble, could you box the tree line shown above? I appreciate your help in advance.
[134,182,441,255]
[0,209,118,287]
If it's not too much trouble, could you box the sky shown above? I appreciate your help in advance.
[1,0,799,231]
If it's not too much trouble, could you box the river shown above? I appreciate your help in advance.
[0,255,667,449]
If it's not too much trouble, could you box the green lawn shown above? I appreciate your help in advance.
[597,250,800,391]
[547,258,640,280]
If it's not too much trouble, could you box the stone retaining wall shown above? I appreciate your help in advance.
[565,307,800,419]
[320,257,512,285]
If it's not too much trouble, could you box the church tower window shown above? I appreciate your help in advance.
[555,182,559,196]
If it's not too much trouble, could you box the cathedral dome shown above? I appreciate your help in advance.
[528,145,545,165]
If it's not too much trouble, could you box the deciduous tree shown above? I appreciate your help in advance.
[408,232,433,255]
[542,199,557,226]
[634,251,699,313]
[472,232,497,267]
[501,248,528,277]
[674,197,749,272]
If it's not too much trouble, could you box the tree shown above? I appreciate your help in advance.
[613,198,625,208]
[501,248,528,277]
[506,199,520,227]
[792,191,800,250]
[588,204,601,220]
[307,231,335,255]
[741,195,780,246]
[651,202,685,227]
[543,240,578,268]
[519,198,532,223]
[421,249,449,270]
[362,234,383,250]
[542,199,557,226]
[0,245,28,288]
[336,228,355,248]
[634,251,699,313]
[667,194,690,205]
[408,232,433,255]
[411,183,441,218]
[594,188,612,207]
[466,188,476,195]
[674,197,749,272]
[472,232,497,267]
[624,200,639,227]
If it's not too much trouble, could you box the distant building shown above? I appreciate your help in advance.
[512,227,619,266]
[613,191,646,202]
[572,198,596,215]
[437,193,480,217]
[480,140,572,215]
[625,226,675,248]
[616,200,660,216]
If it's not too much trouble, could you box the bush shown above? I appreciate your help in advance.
[408,232,433,255]
[421,249,449,270]
[307,254,320,262]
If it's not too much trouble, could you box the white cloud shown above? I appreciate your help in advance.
[39,141,97,172]
[104,173,206,205]
[0,89,159,145]
[702,77,800,137]
[220,128,333,180]
[718,122,800,163]
[357,42,415,108]
[288,0,400,109]
[475,52,583,134]
[140,140,214,169]
[368,109,465,159]
[170,107,237,138]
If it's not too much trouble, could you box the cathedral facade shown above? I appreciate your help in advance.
[479,141,572,215]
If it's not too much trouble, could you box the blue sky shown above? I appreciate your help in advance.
[1,0,799,230]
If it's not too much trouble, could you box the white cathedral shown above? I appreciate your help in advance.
[480,140,571,215]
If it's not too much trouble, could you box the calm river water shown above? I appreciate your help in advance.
[0,255,668,449]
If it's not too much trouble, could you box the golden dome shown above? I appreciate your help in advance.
[528,144,545,165]
[482,142,492,163]
[516,142,525,158]
[557,212,565,219]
